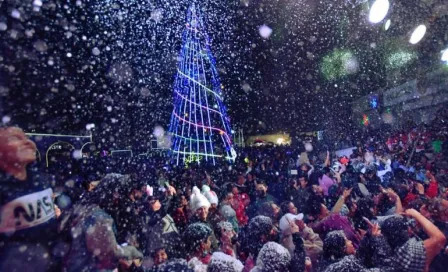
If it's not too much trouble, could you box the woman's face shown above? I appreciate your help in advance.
[287,202,298,215]
[150,199,161,211]
[180,195,188,207]
[153,249,168,265]
[203,236,212,252]
[345,238,355,255]
[272,204,281,218]
[221,228,236,244]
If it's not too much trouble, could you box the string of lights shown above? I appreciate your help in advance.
[168,4,235,165]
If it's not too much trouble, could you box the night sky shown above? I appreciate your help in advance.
[0,0,447,151]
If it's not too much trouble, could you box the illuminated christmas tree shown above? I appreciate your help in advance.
[168,4,235,165]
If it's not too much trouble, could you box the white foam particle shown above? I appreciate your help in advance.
[11,9,20,19]
[259,25,273,39]
[92,47,100,56]
[0,22,7,31]
[2,116,11,124]
[72,150,83,159]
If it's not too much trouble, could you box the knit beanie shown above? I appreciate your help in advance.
[202,185,219,205]
[208,252,244,272]
[190,186,211,212]
[254,242,291,272]
[183,222,212,253]
[248,215,273,239]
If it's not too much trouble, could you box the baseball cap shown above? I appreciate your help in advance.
[279,213,304,232]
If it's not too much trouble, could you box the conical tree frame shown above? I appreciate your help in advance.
[168,4,235,165]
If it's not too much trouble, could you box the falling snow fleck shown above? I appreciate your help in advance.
[259,25,273,39]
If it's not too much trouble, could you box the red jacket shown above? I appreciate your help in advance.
[231,193,250,226]
[425,181,438,198]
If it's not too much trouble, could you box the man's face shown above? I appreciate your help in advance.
[0,127,37,165]
[299,177,307,188]
[196,206,209,221]
[256,184,267,197]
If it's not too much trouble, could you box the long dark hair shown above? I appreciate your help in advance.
[381,216,409,250]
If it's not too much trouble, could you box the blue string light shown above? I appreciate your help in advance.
[168,4,235,165]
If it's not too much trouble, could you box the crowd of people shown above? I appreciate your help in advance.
[1,119,448,272]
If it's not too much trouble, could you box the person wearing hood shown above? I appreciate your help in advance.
[242,215,279,272]
[219,190,239,232]
[322,218,396,272]
[207,251,244,272]
[113,175,147,245]
[319,230,356,271]
[216,221,238,258]
[382,209,446,272]
[251,238,305,272]
[190,186,219,251]
[61,173,143,272]
[420,198,448,272]
[142,184,181,259]
[184,222,214,272]
[0,127,58,272]
[279,213,322,270]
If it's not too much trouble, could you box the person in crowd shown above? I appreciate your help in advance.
[292,174,313,214]
[0,126,59,272]
[250,242,291,272]
[319,230,356,271]
[242,215,279,272]
[352,189,402,230]
[184,222,214,271]
[171,194,190,233]
[153,258,194,272]
[281,200,299,215]
[142,184,182,259]
[216,221,238,258]
[202,185,225,232]
[231,185,250,226]
[190,186,219,251]
[219,190,239,232]
[247,182,277,219]
[251,234,305,272]
[306,188,360,248]
[257,201,282,227]
[318,167,340,196]
[420,198,448,271]
[323,222,395,272]
[382,209,446,272]
[61,173,143,272]
[114,176,147,245]
[279,213,323,269]
[207,251,244,272]
[149,247,168,271]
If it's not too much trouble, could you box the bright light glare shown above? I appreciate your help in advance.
[384,19,391,30]
[409,25,427,44]
[442,48,448,62]
[369,0,390,23]
[276,138,284,145]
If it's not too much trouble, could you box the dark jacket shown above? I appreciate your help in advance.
[63,204,143,272]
